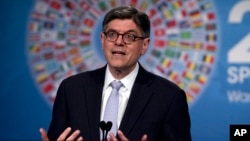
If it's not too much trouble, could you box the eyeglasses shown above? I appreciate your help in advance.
[103,31,148,44]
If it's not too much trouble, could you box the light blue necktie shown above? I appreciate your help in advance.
[103,80,123,136]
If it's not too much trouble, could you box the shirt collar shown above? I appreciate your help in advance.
[104,63,139,90]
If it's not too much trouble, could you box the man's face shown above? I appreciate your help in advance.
[101,19,150,71]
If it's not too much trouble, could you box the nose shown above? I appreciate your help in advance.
[115,34,124,45]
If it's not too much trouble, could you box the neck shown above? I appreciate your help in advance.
[108,64,137,80]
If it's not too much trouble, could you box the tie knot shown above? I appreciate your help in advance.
[111,80,123,90]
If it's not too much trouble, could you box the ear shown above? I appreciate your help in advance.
[100,32,105,50]
[141,38,150,55]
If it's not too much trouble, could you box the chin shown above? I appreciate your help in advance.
[110,64,124,68]
[109,63,125,69]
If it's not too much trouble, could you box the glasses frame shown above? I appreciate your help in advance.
[103,31,148,44]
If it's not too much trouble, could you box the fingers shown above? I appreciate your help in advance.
[57,127,83,141]
[77,136,84,141]
[141,134,147,141]
[39,128,49,141]
[57,127,71,140]
[109,132,118,141]
[65,130,81,141]
[117,130,129,141]
[110,130,147,141]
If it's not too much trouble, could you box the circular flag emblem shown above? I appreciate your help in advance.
[26,0,219,107]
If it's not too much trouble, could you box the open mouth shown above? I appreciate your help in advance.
[112,51,126,55]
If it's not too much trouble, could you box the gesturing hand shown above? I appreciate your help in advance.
[39,127,83,141]
[108,130,147,141]
[39,128,49,141]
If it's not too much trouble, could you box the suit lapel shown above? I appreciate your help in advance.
[84,66,106,139]
[83,65,155,138]
[119,64,154,136]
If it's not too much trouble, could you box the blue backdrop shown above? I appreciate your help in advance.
[0,0,250,140]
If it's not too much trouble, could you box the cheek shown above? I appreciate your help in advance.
[101,41,109,52]
[131,48,144,58]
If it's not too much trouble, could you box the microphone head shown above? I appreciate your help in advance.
[99,121,107,131]
[106,121,113,131]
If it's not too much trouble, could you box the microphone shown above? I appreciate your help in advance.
[99,121,107,141]
[105,121,112,140]
[106,121,112,132]
[99,121,113,141]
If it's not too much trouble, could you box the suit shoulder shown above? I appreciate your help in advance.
[63,70,91,82]
[138,65,182,92]
[62,67,105,85]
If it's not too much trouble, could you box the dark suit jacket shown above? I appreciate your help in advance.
[48,64,191,141]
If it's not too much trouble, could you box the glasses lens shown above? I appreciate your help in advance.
[123,34,135,43]
[106,32,117,41]
[105,31,142,44]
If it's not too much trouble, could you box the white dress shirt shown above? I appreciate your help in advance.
[100,63,139,127]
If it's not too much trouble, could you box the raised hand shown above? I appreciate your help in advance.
[39,127,83,141]
[39,128,49,141]
[108,130,147,141]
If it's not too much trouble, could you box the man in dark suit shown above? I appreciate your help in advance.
[40,6,191,141]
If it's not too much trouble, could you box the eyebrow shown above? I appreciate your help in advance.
[105,29,138,35]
